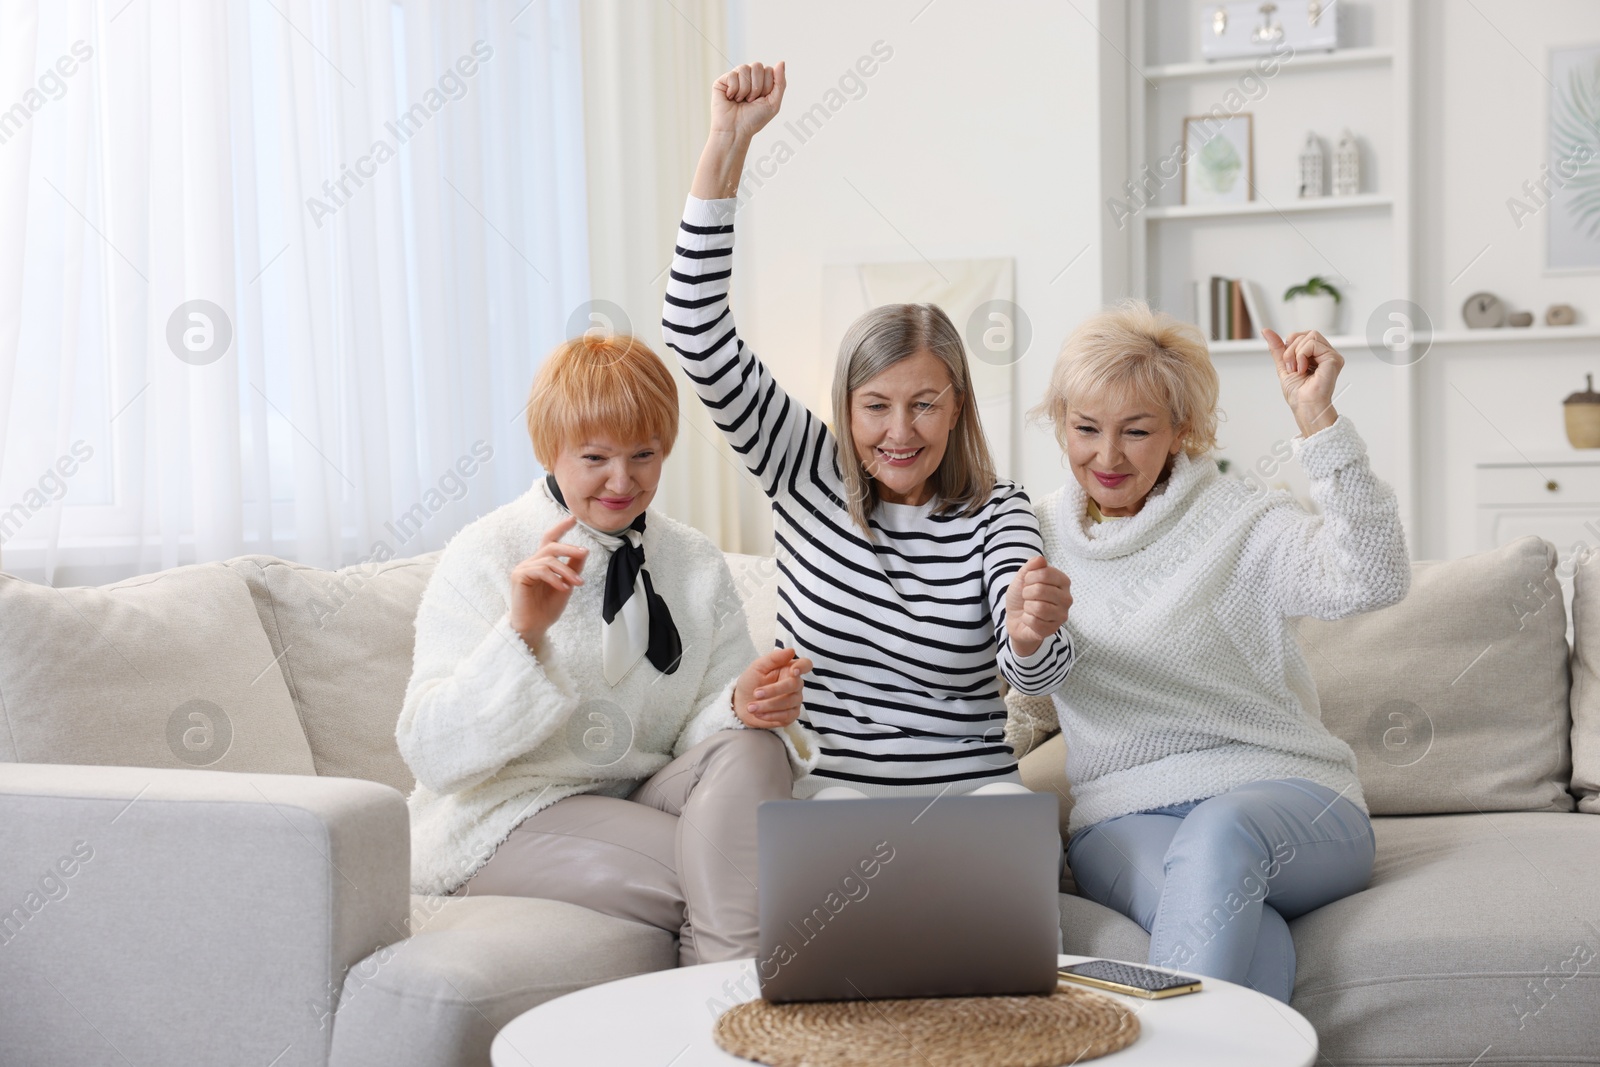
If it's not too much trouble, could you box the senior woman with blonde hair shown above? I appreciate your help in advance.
[396,333,817,965]
[1013,303,1410,1003]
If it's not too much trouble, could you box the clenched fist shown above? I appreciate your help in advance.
[711,60,787,141]
[1005,556,1072,659]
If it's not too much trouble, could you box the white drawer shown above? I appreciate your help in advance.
[1475,463,1600,506]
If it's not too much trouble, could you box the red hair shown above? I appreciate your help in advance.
[525,334,679,466]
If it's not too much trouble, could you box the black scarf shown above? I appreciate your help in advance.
[545,474,681,679]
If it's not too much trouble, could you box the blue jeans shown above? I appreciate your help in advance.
[1066,777,1375,1003]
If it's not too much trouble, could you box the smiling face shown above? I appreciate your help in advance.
[549,434,664,532]
[1064,390,1185,517]
[848,349,962,506]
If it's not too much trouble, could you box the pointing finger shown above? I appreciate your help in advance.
[541,515,577,545]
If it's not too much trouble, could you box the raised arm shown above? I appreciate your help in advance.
[1260,330,1410,618]
[661,61,834,501]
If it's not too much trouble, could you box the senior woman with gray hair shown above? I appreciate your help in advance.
[1013,305,1410,1003]
[662,60,1076,798]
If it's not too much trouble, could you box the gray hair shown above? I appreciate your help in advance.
[831,303,997,534]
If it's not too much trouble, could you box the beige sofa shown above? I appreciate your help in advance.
[1,535,1597,1066]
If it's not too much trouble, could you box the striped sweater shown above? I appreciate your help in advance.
[661,195,1074,796]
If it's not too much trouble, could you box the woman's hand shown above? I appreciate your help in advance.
[692,61,787,199]
[711,60,786,140]
[734,646,812,729]
[1005,556,1073,659]
[509,516,589,652]
[1265,328,1342,438]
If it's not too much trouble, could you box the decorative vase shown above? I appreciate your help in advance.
[1298,132,1324,198]
[1565,374,1600,449]
[1286,293,1338,333]
[1333,129,1361,196]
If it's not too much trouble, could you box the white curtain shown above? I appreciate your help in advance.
[0,0,589,585]
[580,0,771,554]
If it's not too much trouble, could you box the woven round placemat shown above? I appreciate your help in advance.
[712,983,1140,1067]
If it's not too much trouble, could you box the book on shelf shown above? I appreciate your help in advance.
[1194,277,1266,343]
[1238,279,1270,339]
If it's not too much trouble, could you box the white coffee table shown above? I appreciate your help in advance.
[492,954,1318,1066]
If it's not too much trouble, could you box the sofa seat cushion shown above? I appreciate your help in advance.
[1289,812,1600,1065]
[0,564,314,774]
[1051,812,1600,1065]
[1058,893,1151,963]
[326,894,676,1067]
[226,552,440,795]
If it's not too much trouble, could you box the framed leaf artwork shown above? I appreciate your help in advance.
[1549,45,1600,271]
[1183,113,1254,206]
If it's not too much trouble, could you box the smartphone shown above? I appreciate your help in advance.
[1057,959,1203,999]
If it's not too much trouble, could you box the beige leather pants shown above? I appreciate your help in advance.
[449,728,792,965]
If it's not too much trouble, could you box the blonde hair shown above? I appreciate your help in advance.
[525,334,679,466]
[832,303,996,533]
[1032,300,1220,456]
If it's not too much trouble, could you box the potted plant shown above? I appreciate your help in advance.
[1282,275,1342,333]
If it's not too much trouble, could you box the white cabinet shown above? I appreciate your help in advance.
[1474,456,1600,636]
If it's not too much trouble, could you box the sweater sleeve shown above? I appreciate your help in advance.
[660,195,835,501]
[672,557,820,777]
[1267,414,1412,620]
[985,484,1075,695]
[394,535,580,796]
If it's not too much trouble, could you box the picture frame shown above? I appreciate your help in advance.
[1545,44,1600,273]
[1183,113,1254,206]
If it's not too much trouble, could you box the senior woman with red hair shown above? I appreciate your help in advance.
[396,333,817,965]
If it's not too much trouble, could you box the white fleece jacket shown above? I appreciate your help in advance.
[397,480,818,896]
[1024,415,1410,835]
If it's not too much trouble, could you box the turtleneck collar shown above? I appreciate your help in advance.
[1054,450,1222,560]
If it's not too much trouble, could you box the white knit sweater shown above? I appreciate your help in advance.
[1026,415,1409,835]
[397,480,818,896]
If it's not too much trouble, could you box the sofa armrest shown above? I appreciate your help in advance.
[0,763,410,1067]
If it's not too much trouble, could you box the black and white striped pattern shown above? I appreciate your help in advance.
[661,196,1073,794]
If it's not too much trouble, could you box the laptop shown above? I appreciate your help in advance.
[755,792,1061,1002]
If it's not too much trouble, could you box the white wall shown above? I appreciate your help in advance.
[1414,0,1600,560]
[710,0,1600,561]
[722,0,1107,550]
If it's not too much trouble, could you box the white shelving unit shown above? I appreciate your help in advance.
[1143,45,1395,81]
[1208,327,1600,355]
[1430,327,1600,346]
[1142,193,1392,221]
[1119,0,1420,539]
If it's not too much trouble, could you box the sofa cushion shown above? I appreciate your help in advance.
[1050,811,1600,1065]
[1565,548,1600,813]
[0,564,314,774]
[226,552,440,796]
[1019,734,1073,833]
[1294,536,1575,815]
[725,551,780,652]
[1289,811,1600,1065]
[1058,892,1149,963]
[326,894,676,1067]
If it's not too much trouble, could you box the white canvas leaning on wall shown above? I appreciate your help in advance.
[820,258,1020,479]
